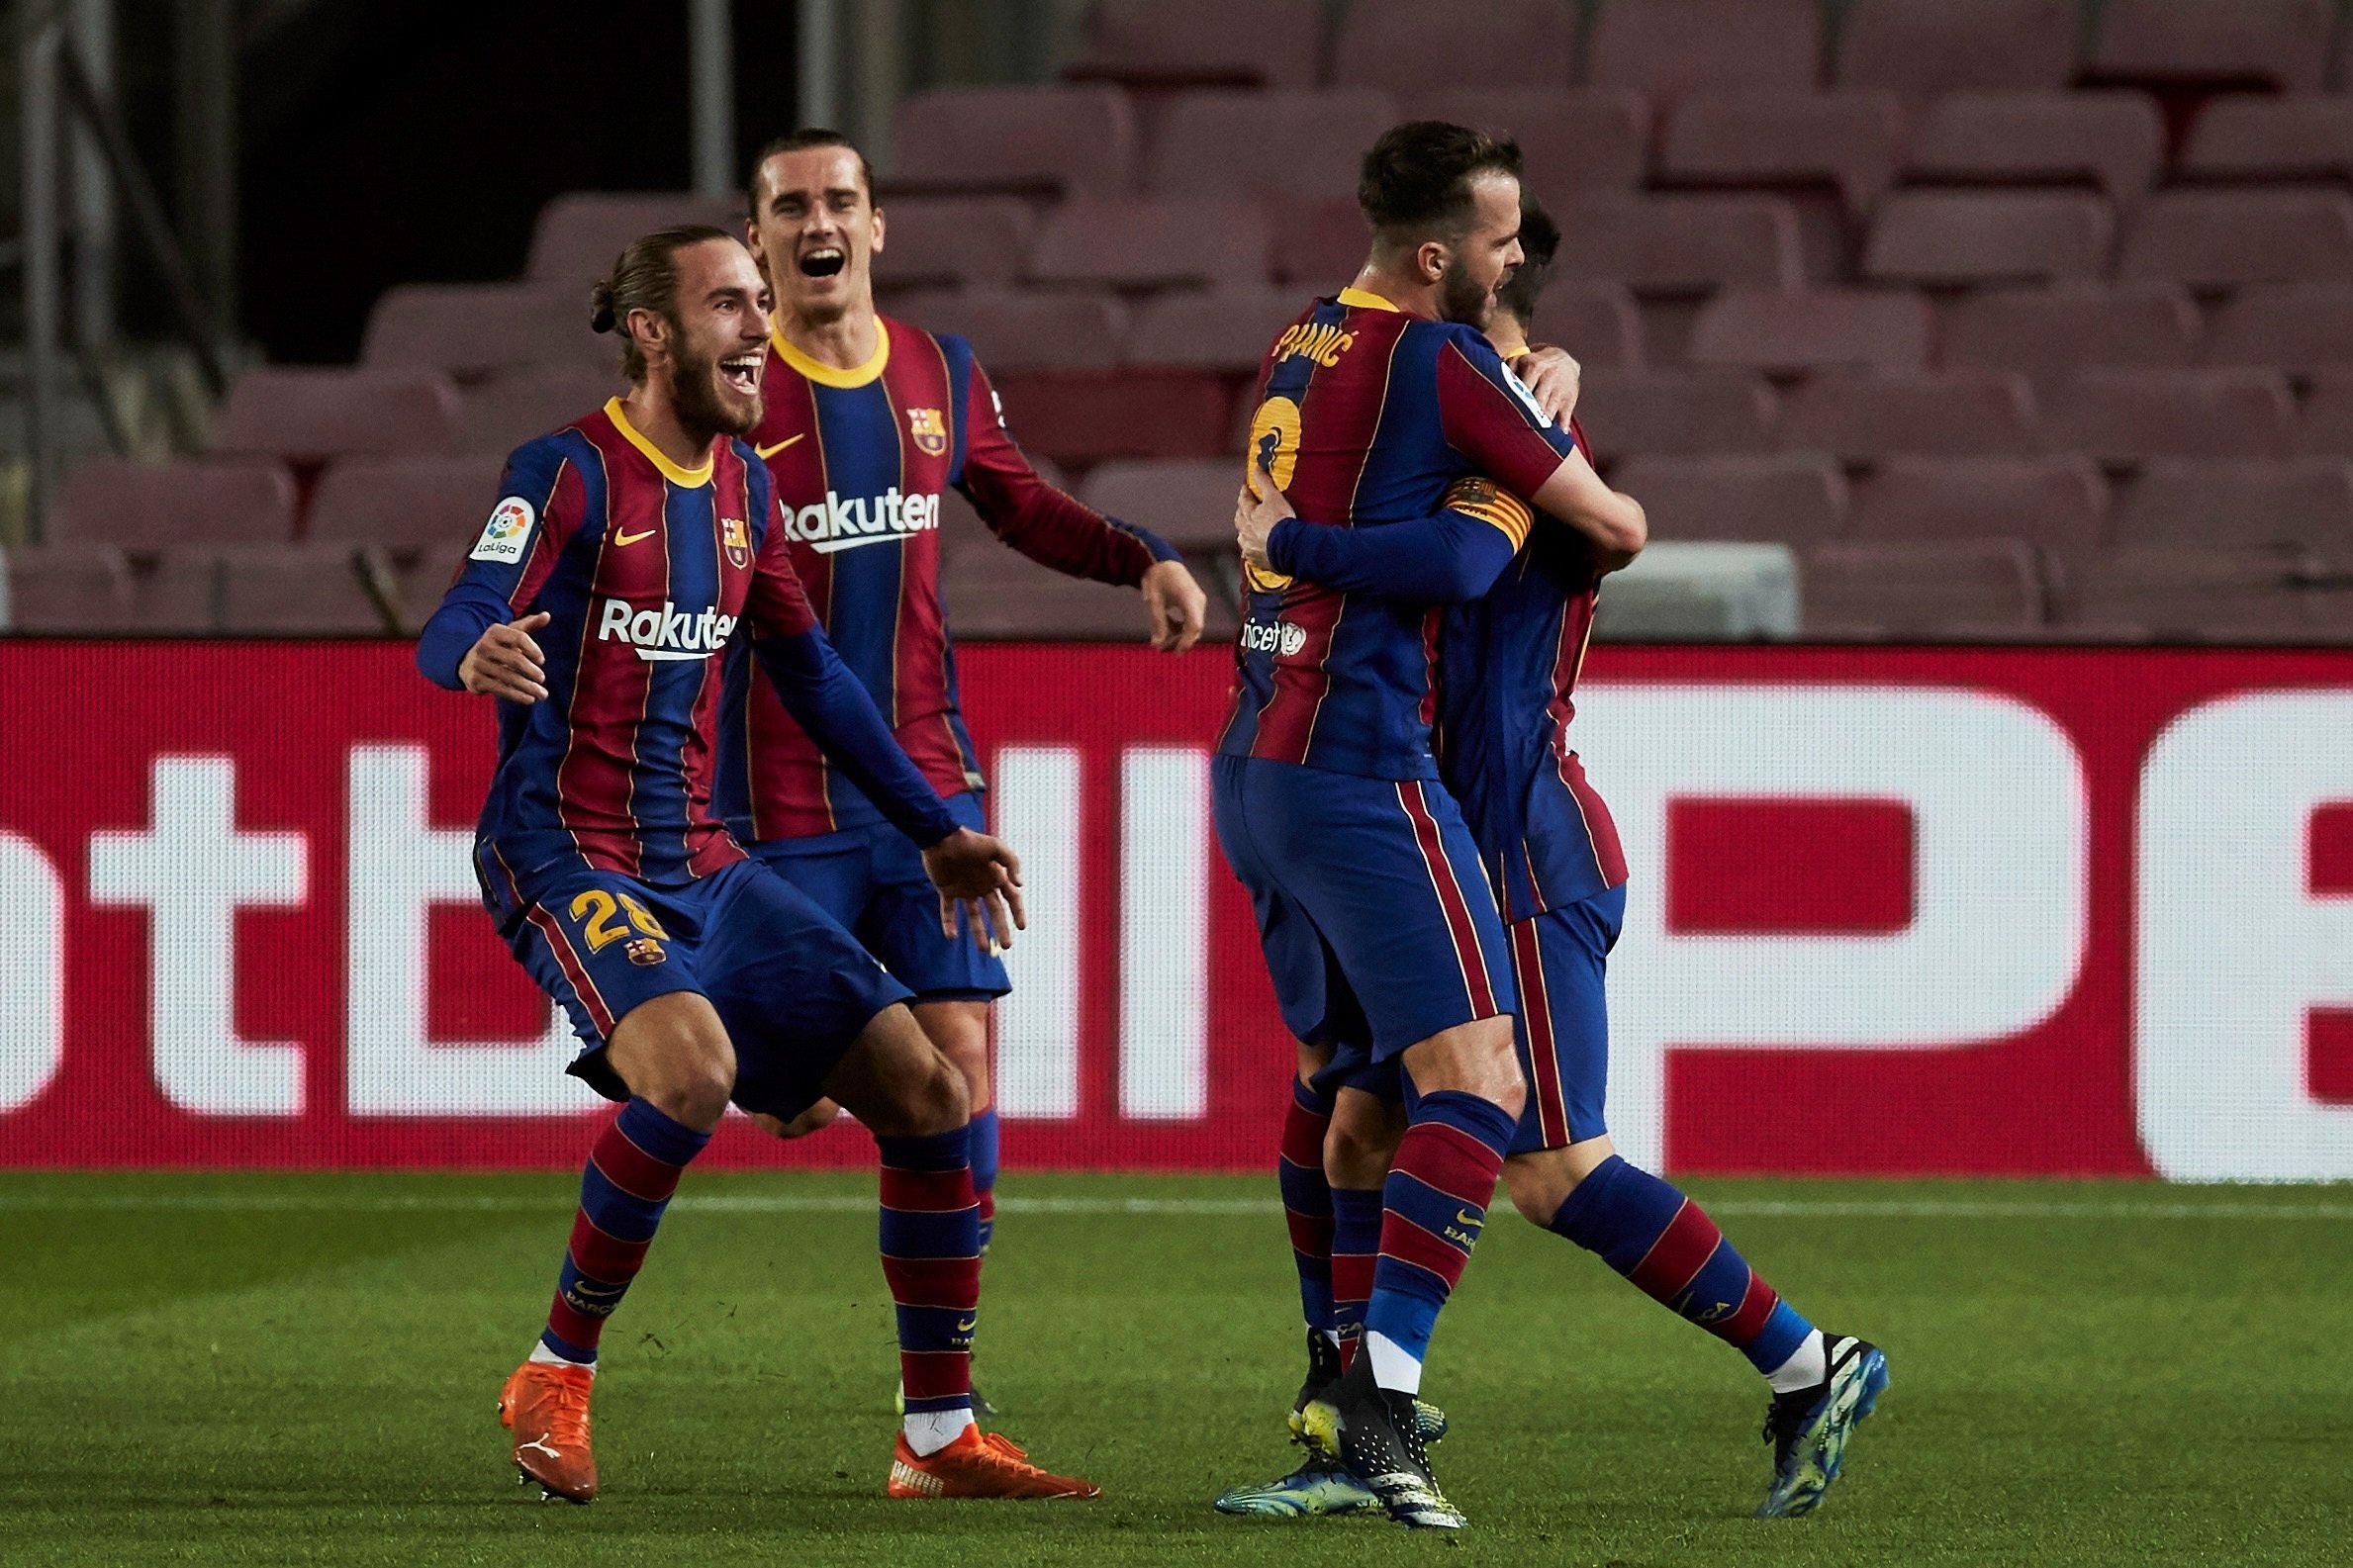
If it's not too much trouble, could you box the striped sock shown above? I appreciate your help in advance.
[1329,1185,1384,1370]
[539,1099,709,1365]
[970,1107,1000,1255]
[1548,1154,1814,1376]
[1278,1077,1337,1339]
[878,1129,982,1420]
[1363,1089,1516,1391]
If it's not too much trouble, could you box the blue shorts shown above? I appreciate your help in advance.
[747,791,1011,1002]
[505,856,910,1121]
[1212,755,1514,1079]
[1504,883,1625,1153]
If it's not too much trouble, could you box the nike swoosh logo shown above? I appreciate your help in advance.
[756,434,805,459]
[613,527,657,546]
[1456,1208,1483,1228]
[956,1318,978,1334]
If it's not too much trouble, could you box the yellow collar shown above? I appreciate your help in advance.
[770,319,891,389]
[1337,285,1402,314]
[605,397,714,488]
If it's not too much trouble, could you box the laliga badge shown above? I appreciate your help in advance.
[471,496,535,563]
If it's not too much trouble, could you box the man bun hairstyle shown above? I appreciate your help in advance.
[589,223,735,383]
[748,127,878,213]
[1494,200,1560,328]
[1358,120,1525,249]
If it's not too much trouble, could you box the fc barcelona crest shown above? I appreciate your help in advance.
[720,513,750,569]
[907,407,949,456]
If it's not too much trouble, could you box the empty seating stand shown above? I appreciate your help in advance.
[1690,288,1933,373]
[873,197,1036,290]
[1586,0,1823,101]
[892,86,1136,198]
[1835,0,2077,95]
[361,283,600,380]
[1148,90,1398,205]
[524,192,743,294]
[1331,0,1577,95]
[2179,97,2353,185]
[1900,92,2164,202]
[2038,370,2298,466]
[1406,89,1649,201]
[212,368,462,463]
[2206,285,2353,375]
[1804,539,2046,637]
[2091,0,2336,94]
[2111,459,2353,557]
[1939,286,2202,384]
[310,455,509,555]
[47,457,296,549]
[1067,0,1321,89]
[1577,370,1778,460]
[1610,453,1848,543]
[1078,459,1247,553]
[1775,372,2037,460]
[1865,191,2116,287]
[2120,192,2353,288]
[1849,456,2109,560]
[1027,200,1271,289]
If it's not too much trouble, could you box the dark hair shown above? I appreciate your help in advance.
[1358,121,1524,247]
[1493,200,1560,327]
[589,224,735,383]
[747,128,878,215]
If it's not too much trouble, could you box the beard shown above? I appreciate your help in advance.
[672,336,762,437]
[1438,255,1496,327]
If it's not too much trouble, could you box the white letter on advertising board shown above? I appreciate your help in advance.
[0,834,64,1114]
[993,747,1082,1118]
[1120,747,1208,1120]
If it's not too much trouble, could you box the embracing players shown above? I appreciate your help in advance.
[417,224,1095,1505]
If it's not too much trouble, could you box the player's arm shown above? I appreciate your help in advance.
[1439,337,1646,560]
[1235,461,1523,602]
[417,448,576,698]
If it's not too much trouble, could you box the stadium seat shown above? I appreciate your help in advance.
[2061,545,2319,638]
[1939,286,2202,382]
[1551,195,1808,295]
[874,196,1036,289]
[1585,0,1822,99]
[2205,284,2353,373]
[1576,369,1778,460]
[310,455,509,554]
[986,369,1234,465]
[1332,0,1577,94]
[1066,0,1321,89]
[1689,288,1933,374]
[1849,457,2109,558]
[387,544,467,634]
[1655,92,1905,211]
[1078,459,1246,552]
[1266,196,1371,286]
[1834,0,2078,95]
[1863,191,2116,286]
[2091,0,2334,94]
[891,86,1136,198]
[2038,370,2298,465]
[121,551,223,633]
[47,456,298,549]
[1147,90,1399,204]
[2179,96,2353,184]
[1775,372,2038,460]
[2118,191,2353,287]
[2111,458,2353,554]
[458,367,624,456]
[2298,369,2353,456]
[215,545,387,634]
[1610,454,1847,543]
[1532,284,1645,369]
[212,367,463,462]
[524,192,742,291]
[1900,92,2165,202]
[2,544,130,632]
[885,290,1125,374]
[941,537,1160,639]
[361,283,599,380]
[1802,539,2046,636]
[1125,286,1304,373]
[1026,199,1271,289]
[1404,89,1649,200]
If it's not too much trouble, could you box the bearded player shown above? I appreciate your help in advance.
[724,132,1210,1379]
[1216,200,1890,1523]
[417,225,1096,1505]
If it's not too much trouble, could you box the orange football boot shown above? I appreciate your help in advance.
[498,1360,598,1503]
[886,1429,1101,1500]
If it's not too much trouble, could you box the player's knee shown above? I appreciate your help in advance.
[1324,1115,1399,1188]
[1503,1156,1571,1227]
[644,1050,735,1129]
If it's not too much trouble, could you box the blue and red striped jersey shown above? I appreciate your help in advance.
[718,318,1175,841]
[1217,287,1576,780]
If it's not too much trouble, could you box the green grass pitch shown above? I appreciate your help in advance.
[4,1170,2349,1566]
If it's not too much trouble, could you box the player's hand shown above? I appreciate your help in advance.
[458,611,552,702]
[921,826,1026,952]
[1142,559,1208,653]
[750,1099,842,1141]
[1512,343,1581,427]
[1235,459,1294,574]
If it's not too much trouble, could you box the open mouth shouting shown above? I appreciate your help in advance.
[720,350,764,396]
[799,246,847,278]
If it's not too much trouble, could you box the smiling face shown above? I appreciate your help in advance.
[747,144,884,328]
[638,237,771,438]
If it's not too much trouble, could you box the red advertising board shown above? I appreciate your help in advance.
[0,640,2348,1179]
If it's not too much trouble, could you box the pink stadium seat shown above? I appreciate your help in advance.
[122,552,222,633]
[1775,372,2038,460]
[1655,92,1904,210]
[1586,0,1822,99]
[1078,459,1247,552]
[1267,196,1370,286]
[2062,545,2318,638]
[885,289,1125,374]
[1027,199,1271,289]
[361,283,598,379]
[310,455,509,554]
[215,545,386,634]
[1532,284,1645,369]
[1551,195,1808,295]
[2039,370,2298,465]
[1610,454,1847,543]
[1863,191,2116,286]
[1849,457,2109,557]
[2299,370,2353,455]
[2093,0,2334,93]
[892,86,1136,198]
[1576,369,1778,459]
[875,196,1036,289]
[1125,287,1305,373]
[3,544,130,631]
[1689,289,1934,374]
[1148,90,1399,203]
[213,368,462,462]
[1333,0,1577,95]
[2118,191,2353,287]
[1901,92,2165,202]
[524,192,743,290]
[1835,0,2077,94]
[2111,458,2353,552]
[386,544,467,634]
[1803,539,2045,635]
[2205,285,2353,373]
[941,536,1158,639]
[458,366,624,456]
[1940,286,2201,382]
[1067,0,1321,89]
[986,369,1234,465]
[1404,90,1649,199]
[2180,96,2353,184]
[48,456,297,549]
